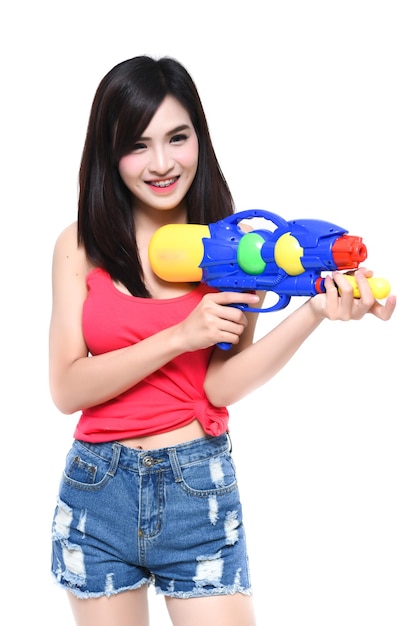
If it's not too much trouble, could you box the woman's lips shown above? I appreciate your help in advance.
[146,176,179,192]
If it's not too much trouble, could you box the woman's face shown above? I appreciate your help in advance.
[118,95,199,213]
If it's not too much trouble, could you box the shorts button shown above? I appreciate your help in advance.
[143,455,155,468]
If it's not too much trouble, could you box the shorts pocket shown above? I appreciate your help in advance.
[61,441,118,491]
[176,450,238,497]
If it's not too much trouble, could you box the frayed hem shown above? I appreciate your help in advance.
[154,584,253,599]
[51,574,152,600]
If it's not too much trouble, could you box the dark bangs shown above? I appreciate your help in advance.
[103,56,206,165]
[110,69,168,163]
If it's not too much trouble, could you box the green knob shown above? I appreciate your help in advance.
[237,232,266,275]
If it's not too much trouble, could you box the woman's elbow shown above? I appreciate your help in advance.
[204,381,240,408]
[51,397,79,416]
[49,382,80,415]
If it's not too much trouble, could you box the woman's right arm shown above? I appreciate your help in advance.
[49,224,258,414]
[48,224,190,414]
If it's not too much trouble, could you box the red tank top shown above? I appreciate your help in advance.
[74,268,229,442]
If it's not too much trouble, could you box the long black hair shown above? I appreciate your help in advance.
[78,55,234,296]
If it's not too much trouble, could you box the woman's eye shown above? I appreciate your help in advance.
[133,142,146,151]
[171,133,188,144]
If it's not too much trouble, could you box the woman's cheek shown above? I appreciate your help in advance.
[118,153,140,181]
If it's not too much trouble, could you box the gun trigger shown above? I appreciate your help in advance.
[237,294,292,313]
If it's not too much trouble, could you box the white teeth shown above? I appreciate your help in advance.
[152,178,176,188]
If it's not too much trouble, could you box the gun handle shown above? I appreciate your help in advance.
[216,293,292,350]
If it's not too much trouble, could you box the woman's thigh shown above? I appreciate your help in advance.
[165,593,256,626]
[68,586,150,626]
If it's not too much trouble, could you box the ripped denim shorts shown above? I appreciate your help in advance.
[51,433,252,599]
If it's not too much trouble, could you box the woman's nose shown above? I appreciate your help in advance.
[150,146,173,174]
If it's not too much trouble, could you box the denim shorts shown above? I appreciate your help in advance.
[51,433,252,599]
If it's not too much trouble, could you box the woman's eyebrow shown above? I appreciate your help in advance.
[138,124,192,141]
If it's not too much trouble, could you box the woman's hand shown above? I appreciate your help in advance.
[308,268,397,322]
[177,291,260,352]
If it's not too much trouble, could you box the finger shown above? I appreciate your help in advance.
[210,291,260,307]
[350,270,375,307]
[334,273,358,319]
[323,274,339,298]
[216,306,249,330]
[370,294,397,321]
[219,318,247,338]
[319,275,339,319]
[355,267,374,278]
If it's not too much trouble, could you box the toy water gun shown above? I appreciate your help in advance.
[149,210,391,347]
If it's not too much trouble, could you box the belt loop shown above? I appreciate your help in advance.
[108,443,122,477]
[226,430,232,453]
[168,448,183,483]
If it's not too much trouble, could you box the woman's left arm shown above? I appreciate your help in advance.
[204,269,396,407]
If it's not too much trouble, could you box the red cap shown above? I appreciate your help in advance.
[331,235,367,269]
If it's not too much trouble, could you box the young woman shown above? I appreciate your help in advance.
[49,55,396,626]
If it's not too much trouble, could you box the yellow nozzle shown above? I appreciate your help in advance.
[148,224,210,282]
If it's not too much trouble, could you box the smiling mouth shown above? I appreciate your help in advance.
[147,177,179,188]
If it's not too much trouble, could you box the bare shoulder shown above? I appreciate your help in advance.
[53,221,78,256]
[52,221,91,277]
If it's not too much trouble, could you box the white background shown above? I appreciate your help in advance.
[1,1,415,624]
